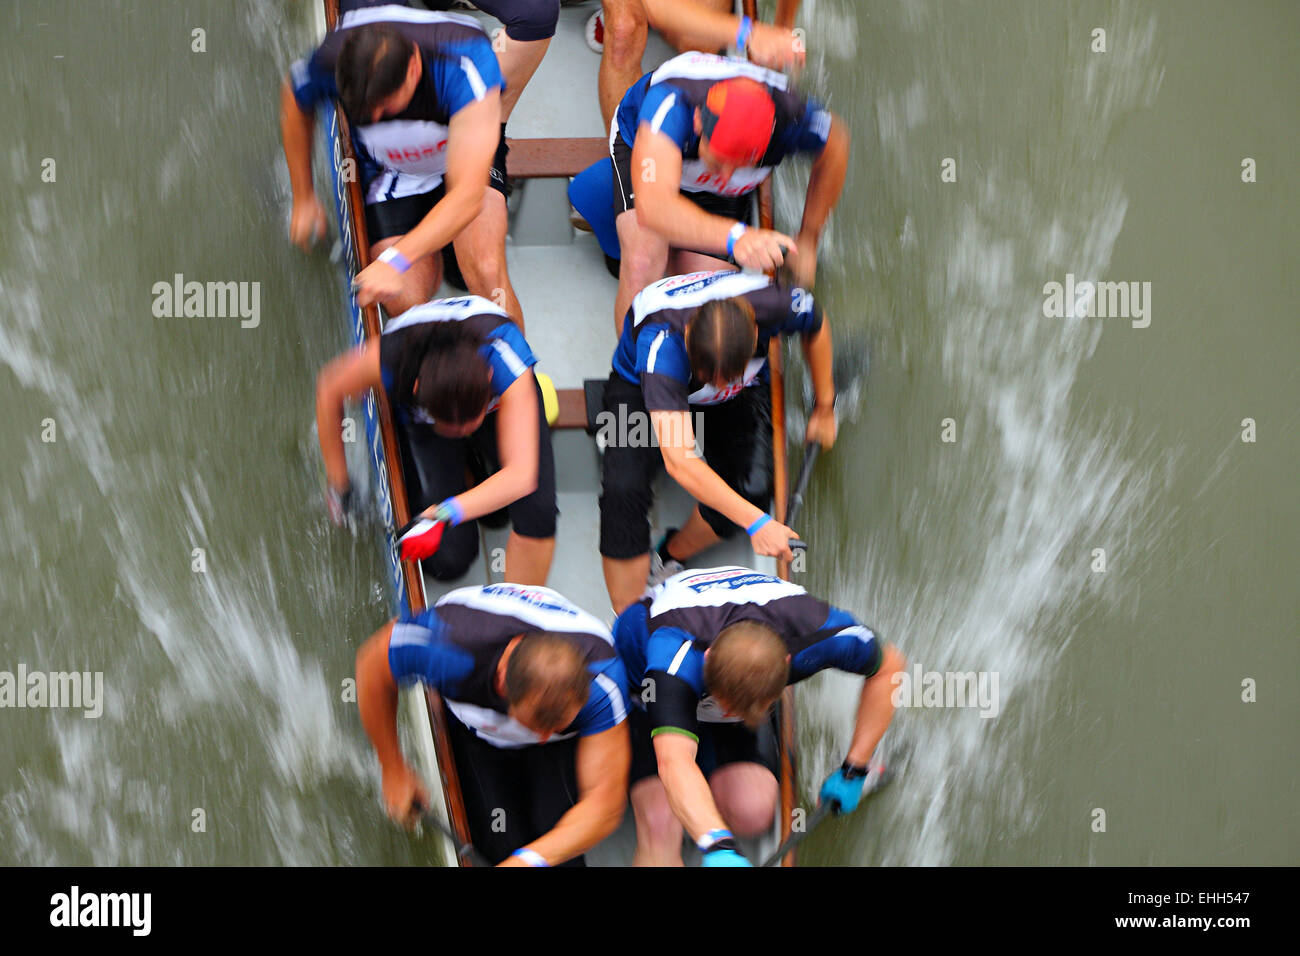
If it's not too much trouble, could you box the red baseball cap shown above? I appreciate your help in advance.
[699,78,776,166]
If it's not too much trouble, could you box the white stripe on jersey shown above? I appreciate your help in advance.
[460,56,487,99]
[382,295,510,335]
[649,52,789,92]
[388,622,430,650]
[290,58,309,87]
[649,566,806,615]
[632,270,772,327]
[490,339,528,378]
[644,329,669,372]
[436,584,614,644]
[648,92,678,134]
[594,673,627,724]
[340,5,481,31]
[666,640,693,676]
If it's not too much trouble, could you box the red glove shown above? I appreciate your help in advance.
[398,516,446,561]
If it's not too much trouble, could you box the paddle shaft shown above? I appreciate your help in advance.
[760,800,835,867]
[420,809,492,868]
[786,441,820,550]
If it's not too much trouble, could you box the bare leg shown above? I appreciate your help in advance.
[663,505,720,562]
[630,776,686,866]
[504,531,554,586]
[453,189,524,332]
[709,763,779,838]
[669,248,736,276]
[496,36,551,122]
[599,0,649,133]
[603,553,652,615]
[613,208,669,336]
[656,0,733,53]
[369,236,441,316]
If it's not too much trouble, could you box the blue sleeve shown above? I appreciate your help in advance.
[290,49,338,111]
[636,325,692,412]
[386,609,477,694]
[483,322,537,397]
[645,627,705,695]
[788,607,882,683]
[636,82,694,149]
[575,658,630,736]
[780,96,833,155]
[427,36,505,115]
[768,285,823,336]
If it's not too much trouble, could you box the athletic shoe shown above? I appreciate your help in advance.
[647,529,685,590]
[585,10,604,53]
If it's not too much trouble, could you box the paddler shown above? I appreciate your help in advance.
[281,4,523,322]
[612,565,905,866]
[608,50,849,332]
[315,294,556,585]
[356,582,630,866]
[598,268,836,613]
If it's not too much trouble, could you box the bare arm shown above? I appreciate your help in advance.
[633,128,794,271]
[643,0,805,70]
[441,370,540,521]
[352,91,501,306]
[798,113,849,245]
[654,732,729,842]
[845,643,905,767]
[503,723,631,866]
[314,339,383,492]
[800,315,837,448]
[392,91,500,264]
[356,621,430,826]
[652,409,794,559]
[280,78,316,202]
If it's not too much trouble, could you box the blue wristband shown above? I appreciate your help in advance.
[511,847,550,867]
[377,246,411,274]
[726,222,747,259]
[697,828,735,853]
[434,497,464,527]
[735,15,753,53]
[746,514,772,537]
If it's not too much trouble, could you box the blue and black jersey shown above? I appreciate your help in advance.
[380,295,535,427]
[612,567,881,741]
[610,271,823,412]
[289,5,503,203]
[613,52,832,200]
[389,584,628,748]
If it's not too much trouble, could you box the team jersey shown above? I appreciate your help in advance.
[289,5,503,203]
[388,584,628,748]
[380,295,535,426]
[613,567,881,740]
[610,271,823,410]
[613,52,832,199]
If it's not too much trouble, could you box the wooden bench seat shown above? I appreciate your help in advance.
[506,136,607,180]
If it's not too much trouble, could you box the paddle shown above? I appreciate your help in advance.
[417,806,492,868]
[785,440,820,552]
[759,760,894,867]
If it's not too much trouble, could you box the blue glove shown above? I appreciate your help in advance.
[820,762,870,814]
[702,848,752,867]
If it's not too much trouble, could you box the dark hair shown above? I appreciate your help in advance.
[391,321,492,426]
[704,621,788,728]
[686,296,758,385]
[505,633,591,730]
[336,25,414,121]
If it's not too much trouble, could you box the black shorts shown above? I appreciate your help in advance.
[424,0,559,41]
[395,377,558,581]
[363,124,511,243]
[598,372,774,559]
[610,128,753,222]
[627,705,779,787]
[445,711,586,866]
